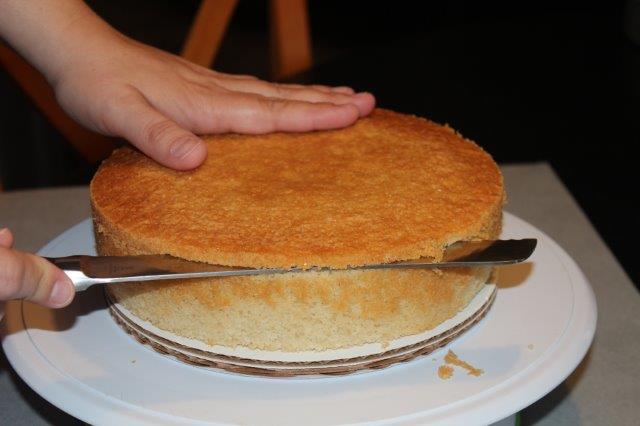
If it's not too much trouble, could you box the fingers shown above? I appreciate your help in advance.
[214,78,375,117]
[277,84,354,95]
[332,86,356,94]
[98,83,370,170]
[200,92,362,134]
[0,247,75,308]
[212,72,355,94]
[212,72,352,94]
[0,228,13,248]
[101,90,207,170]
[317,85,355,95]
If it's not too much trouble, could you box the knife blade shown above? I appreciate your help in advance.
[47,239,537,291]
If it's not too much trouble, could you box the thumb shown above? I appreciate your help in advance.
[0,247,75,308]
[102,90,207,170]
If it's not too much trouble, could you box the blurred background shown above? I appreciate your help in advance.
[0,0,638,285]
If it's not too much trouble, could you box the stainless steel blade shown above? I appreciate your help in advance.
[47,238,537,291]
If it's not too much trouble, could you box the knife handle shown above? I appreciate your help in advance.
[46,256,100,292]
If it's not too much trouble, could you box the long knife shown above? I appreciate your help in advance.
[47,239,537,291]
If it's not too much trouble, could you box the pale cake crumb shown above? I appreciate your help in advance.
[108,267,491,352]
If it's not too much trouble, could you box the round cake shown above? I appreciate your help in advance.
[91,109,504,354]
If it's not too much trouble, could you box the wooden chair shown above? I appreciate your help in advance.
[0,0,313,167]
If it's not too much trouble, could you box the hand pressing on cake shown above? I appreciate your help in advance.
[52,41,374,170]
[0,0,375,171]
[0,228,75,319]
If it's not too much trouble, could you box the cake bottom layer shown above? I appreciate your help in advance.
[107,266,492,352]
[107,284,496,376]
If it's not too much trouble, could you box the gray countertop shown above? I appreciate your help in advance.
[0,162,638,425]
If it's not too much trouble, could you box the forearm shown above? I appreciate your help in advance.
[0,0,123,84]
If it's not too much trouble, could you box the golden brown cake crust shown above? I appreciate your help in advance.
[91,109,504,268]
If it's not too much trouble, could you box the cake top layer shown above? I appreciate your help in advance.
[90,109,504,268]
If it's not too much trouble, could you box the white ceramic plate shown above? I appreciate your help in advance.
[1,212,596,425]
